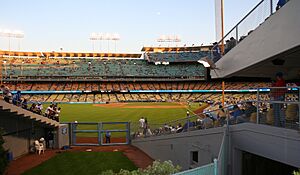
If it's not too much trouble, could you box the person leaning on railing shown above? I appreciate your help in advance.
[212,42,221,62]
[216,105,227,126]
[270,72,286,127]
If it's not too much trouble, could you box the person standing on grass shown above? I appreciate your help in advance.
[143,117,149,136]
[105,131,111,143]
[139,117,145,134]
[47,131,54,149]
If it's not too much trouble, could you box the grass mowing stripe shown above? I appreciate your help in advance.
[22,152,137,175]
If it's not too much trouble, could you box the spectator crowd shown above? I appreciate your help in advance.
[1,84,61,122]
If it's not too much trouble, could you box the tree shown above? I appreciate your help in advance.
[294,169,300,175]
[101,160,181,175]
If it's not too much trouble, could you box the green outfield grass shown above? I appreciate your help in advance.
[22,152,137,175]
[58,102,203,137]
[60,102,200,124]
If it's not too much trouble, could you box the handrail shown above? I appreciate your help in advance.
[160,102,247,126]
[211,0,275,62]
[217,131,226,160]
[218,0,265,45]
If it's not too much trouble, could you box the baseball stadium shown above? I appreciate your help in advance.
[1,0,300,175]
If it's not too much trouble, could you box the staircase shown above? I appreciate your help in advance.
[0,100,59,127]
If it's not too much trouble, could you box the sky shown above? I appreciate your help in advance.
[0,0,260,53]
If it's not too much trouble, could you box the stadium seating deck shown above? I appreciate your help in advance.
[2,58,206,78]
[145,51,210,63]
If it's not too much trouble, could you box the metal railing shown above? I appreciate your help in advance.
[132,87,299,139]
[255,87,300,129]
[173,161,216,175]
[217,130,228,175]
[131,103,235,139]
[211,0,288,63]
[132,86,299,175]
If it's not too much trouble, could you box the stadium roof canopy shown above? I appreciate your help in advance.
[0,50,142,59]
[141,45,212,52]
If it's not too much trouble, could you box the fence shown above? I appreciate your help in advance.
[255,87,300,130]
[131,103,234,139]
[63,122,131,146]
[211,0,289,62]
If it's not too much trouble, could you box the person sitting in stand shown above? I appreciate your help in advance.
[12,91,22,106]
[202,114,214,129]
[45,104,54,118]
[36,102,43,115]
[229,105,244,124]
[237,102,257,123]
[217,105,227,126]
[176,123,183,133]
[183,120,194,132]
[1,85,12,103]
[54,107,61,122]
[21,99,28,109]
[29,103,37,113]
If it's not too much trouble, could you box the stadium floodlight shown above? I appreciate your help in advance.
[0,29,24,51]
[197,57,216,69]
[89,32,120,52]
[157,34,181,47]
[157,34,181,43]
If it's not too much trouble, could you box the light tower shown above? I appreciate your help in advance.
[0,28,24,85]
[89,32,120,53]
[157,34,181,47]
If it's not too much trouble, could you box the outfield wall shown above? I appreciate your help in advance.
[132,127,225,170]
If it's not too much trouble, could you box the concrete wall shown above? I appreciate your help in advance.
[133,127,225,170]
[212,0,300,78]
[133,123,300,174]
[229,123,300,175]
[57,124,70,148]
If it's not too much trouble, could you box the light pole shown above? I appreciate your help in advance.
[15,31,24,50]
[89,32,98,52]
[112,33,120,52]
[157,34,181,47]
[3,61,7,78]
[89,32,120,53]
[21,61,24,76]
[0,29,24,51]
